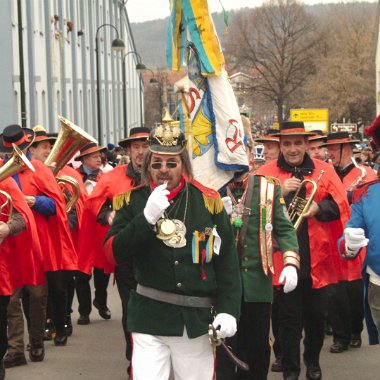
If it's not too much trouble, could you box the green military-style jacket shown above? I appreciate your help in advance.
[233,175,299,303]
[105,181,242,338]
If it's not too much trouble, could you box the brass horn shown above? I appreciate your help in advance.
[0,144,35,221]
[45,115,97,176]
[288,170,324,232]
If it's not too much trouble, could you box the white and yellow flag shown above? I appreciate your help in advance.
[168,0,249,191]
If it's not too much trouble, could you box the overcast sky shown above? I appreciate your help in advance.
[126,0,375,23]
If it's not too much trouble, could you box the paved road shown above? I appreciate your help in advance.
[5,281,379,380]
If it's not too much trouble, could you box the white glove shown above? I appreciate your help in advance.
[143,183,170,225]
[344,227,368,258]
[212,313,237,339]
[221,196,233,215]
[279,265,298,293]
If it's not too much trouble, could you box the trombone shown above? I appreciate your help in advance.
[288,170,324,232]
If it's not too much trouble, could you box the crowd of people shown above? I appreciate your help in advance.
[0,114,379,380]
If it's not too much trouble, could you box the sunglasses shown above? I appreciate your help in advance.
[150,161,179,170]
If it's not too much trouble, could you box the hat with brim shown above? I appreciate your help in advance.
[149,124,186,155]
[0,124,35,153]
[319,132,360,147]
[272,121,315,137]
[118,127,150,148]
[365,114,380,148]
[74,142,107,161]
[32,125,57,144]
[254,128,280,144]
[308,130,327,143]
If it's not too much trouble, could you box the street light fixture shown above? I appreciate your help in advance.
[95,24,125,145]
[122,51,147,137]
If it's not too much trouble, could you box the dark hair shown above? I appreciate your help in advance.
[141,149,193,185]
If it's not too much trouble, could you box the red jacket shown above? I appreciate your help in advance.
[18,160,77,272]
[257,158,350,289]
[0,177,45,295]
[78,165,135,275]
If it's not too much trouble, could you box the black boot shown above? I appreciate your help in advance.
[54,324,68,346]
[44,319,55,341]
[65,315,73,336]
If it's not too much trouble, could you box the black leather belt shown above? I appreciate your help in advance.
[136,284,215,308]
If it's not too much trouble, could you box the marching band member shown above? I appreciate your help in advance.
[77,127,150,376]
[256,121,350,380]
[104,125,241,380]
[0,169,45,378]
[74,143,113,324]
[0,125,77,353]
[321,132,377,352]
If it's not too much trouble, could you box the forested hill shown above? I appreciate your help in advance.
[130,2,378,69]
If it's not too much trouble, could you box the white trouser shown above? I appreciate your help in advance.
[131,328,214,380]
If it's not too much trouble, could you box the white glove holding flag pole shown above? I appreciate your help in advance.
[279,266,298,293]
[143,183,170,225]
[344,227,368,258]
[212,313,237,339]
[221,196,233,216]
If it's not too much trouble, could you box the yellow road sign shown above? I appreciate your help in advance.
[290,109,329,122]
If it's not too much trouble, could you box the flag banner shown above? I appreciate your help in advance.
[169,0,249,191]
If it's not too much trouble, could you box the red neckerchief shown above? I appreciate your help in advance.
[150,176,185,201]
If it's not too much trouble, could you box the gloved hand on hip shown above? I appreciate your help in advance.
[143,183,170,225]
[279,265,298,293]
[212,313,237,339]
[221,196,233,216]
[344,227,368,258]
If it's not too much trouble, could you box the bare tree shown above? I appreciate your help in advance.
[226,0,320,121]
[301,3,376,125]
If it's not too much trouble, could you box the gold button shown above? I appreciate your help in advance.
[244,268,248,272]
[244,245,248,248]
[174,261,179,266]
[177,283,182,288]
[244,257,248,261]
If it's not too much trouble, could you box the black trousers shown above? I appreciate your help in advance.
[347,279,364,337]
[0,296,10,360]
[75,268,110,315]
[278,278,328,377]
[114,264,134,361]
[271,288,282,359]
[216,302,271,380]
[46,270,72,334]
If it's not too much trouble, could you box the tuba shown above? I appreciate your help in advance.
[45,116,97,212]
[288,170,324,232]
[0,144,36,221]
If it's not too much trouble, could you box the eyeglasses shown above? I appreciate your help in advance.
[150,161,179,170]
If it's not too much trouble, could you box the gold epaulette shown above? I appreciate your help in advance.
[112,184,143,211]
[191,180,223,214]
[264,175,281,187]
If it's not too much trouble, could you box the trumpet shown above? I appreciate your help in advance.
[347,157,366,192]
[288,170,324,232]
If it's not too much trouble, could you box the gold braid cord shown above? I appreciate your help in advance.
[112,191,132,211]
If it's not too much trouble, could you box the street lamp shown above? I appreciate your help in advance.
[122,51,147,137]
[95,24,125,145]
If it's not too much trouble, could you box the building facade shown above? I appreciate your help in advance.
[0,0,144,144]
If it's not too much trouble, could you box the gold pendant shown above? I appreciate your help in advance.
[156,218,176,240]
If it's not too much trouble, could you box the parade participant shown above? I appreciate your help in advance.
[104,124,241,380]
[254,129,280,163]
[74,143,113,324]
[321,132,377,352]
[0,165,45,377]
[0,125,77,354]
[252,144,266,172]
[338,114,380,345]
[307,131,327,161]
[256,121,350,380]
[77,127,149,374]
[217,171,299,380]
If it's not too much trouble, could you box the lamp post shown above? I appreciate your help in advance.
[95,24,125,145]
[122,51,146,137]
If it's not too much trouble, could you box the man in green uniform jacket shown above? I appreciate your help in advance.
[218,172,300,380]
[104,124,242,380]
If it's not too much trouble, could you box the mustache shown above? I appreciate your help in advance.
[158,176,171,181]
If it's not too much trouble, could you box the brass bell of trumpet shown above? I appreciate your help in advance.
[288,170,324,232]
[0,144,36,221]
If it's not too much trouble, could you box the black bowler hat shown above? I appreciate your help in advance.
[118,127,150,148]
[320,131,360,147]
[272,121,315,137]
[0,124,35,152]
[149,124,186,155]
[74,142,107,161]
